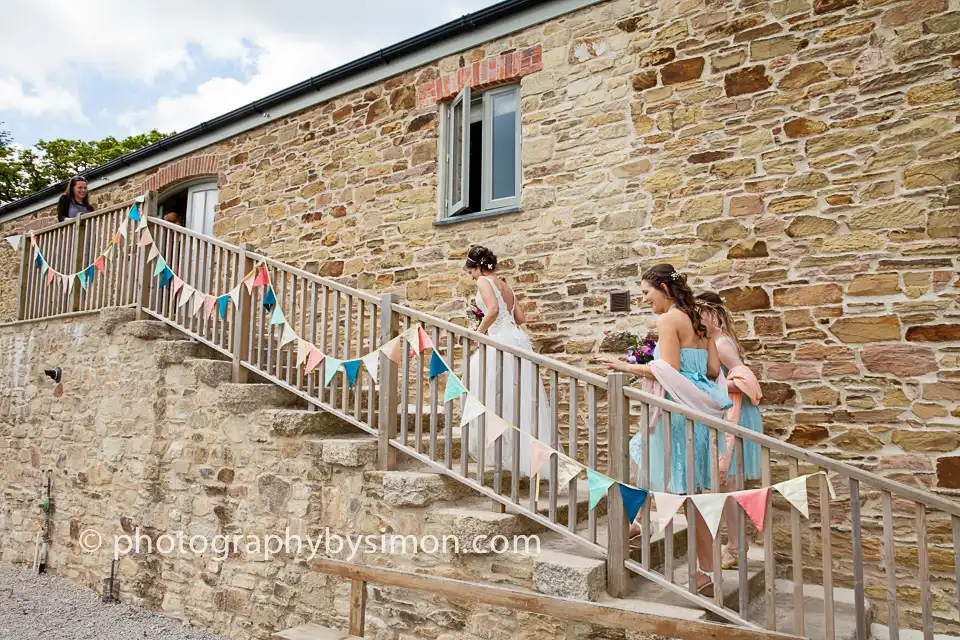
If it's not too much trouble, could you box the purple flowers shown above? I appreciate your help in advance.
[467,302,484,328]
[625,336,656,366]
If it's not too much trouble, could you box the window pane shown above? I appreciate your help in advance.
[491,89,518,201]
[203,189,217,235]
[190,191,206,233]
[451,99,464,205]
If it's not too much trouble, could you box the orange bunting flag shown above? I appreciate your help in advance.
[252,265,270,288]
[94,255,106,275]
[304,348,324,375]
[112,232,123,245]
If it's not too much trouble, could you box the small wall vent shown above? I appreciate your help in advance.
[609,291,631,313]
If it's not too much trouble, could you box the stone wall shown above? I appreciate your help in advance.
[1,0,958,493]
[0,310,677,640]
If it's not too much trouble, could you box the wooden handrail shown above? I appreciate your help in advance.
[311,557,801,640]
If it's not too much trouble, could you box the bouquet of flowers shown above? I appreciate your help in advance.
[625,334,656,384]
[467,302,484,329]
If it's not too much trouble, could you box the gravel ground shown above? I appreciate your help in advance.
[0,565,233,640]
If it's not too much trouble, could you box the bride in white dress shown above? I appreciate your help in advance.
[463,246,552,477]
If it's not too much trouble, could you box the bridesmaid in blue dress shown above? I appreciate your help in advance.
[698,291,763,569]
[598,264,731,592]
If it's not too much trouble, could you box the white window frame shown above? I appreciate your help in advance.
[438,83,522,221]
[185,181,218,236]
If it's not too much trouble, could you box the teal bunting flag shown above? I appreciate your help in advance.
[263,286,276,308]
[85,265,95,285]
[270,305,284,326]
[77,269,88,290]
[128,203,140,222]
[159,268,174,288]
[587,469,616,510]
[618,484,649,525]
[153,256,167,277]
[218,295,229,318]
[343,360,361,388]
[443,374,467,403]
[324,357,343,387]
[429,350,449,378]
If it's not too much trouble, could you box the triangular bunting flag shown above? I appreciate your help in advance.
[653,493,687,533]
[217,296,229,319]
[361,351,379,381]
[297,340,312,367]
[103,244,113,259]
[40,260,49,277]
[192,289,206,317]
[429,350,449,378]
[252,264,269,288]
[94,255,106,275]
[77,269,88,290]
[263,286,277,308]
[774,475,810,518]
[270,305,284,326]
[619,485,650,526]
[529,439,553,478]
[229,285,240,306]
[85,265,96,285]
[243,270,256,295]
[305,348,324,375]
[557,456,583,487]
[61,273,72,294]
[417,326,434,353]
[343,360,362,388]
[324,357,342,387]
[690,493,729,539]
[5,235,22,251]
[45,266,56,285]
[204,295,217,320]
[153,256,167,277]
[459,394,486,428]
[279,324,298,349]
[137,215,147,232]
[111,232,122,245]
[383,336,405,365]
[118,218,128,239]
[128,203,140,222]
[587,469,616,510]
[483,413,511,448]
[443,374,467,403]
[172,276,184,296]
[732,488,770,534]
[35,252,43,269]
[401,326,420,350]
[137,228,153,248]
[147,245,160,263]
[159,268,174,289]
[178,284,195,308]
[819,471,837,501]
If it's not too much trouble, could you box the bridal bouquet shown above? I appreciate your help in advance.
[467,302,484,329]
[625,334,656,384]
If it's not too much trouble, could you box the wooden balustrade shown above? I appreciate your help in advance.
[11,190,959,638]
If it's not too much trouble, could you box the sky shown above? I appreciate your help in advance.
[0,0,500,148]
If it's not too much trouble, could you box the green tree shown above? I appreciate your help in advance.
[0,124,173,205]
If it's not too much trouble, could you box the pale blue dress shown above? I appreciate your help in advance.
[720,336,762,480]
[629,343,733,494]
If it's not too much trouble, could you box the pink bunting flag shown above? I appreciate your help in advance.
[304,348,324,375]
[484,413,512,448]
[652,492,687,533]
[61,273,73,294]
[192,289,206,317]
[529,438,554,478]
[689,493,728,539]
[732,488,770,534]
[204,295,217,320]
[94,255,106,275]
[45,267,56,284]
[252,265,270,288]
[417,326,434,352]
[137,229,153,248]
[172,276,184,296]
[382,336,405,365]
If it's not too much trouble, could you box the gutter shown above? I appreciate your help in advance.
[0,0,556,220]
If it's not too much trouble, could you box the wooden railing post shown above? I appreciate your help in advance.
[136,191,158,320]
[233,243,253,383]
[377,293,399,471]
[606,372,629,598]
[15,231,30,321]
[349,579,367,636]
[69,216,85,313]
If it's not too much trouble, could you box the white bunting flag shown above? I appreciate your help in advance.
[459,394,486,428]
[652,492,688,533]
[147,245,160,263]
[297,340,312,367]
[192,288,206,316]
[279,324,298,349]
[690,493,729,539]
[178,284,195,308]
[361,351,380,381]
[557,456,583,487]
[118,219,128,239]
[484,413,511,448]
[773,475,810,518]
[5,235,22,251]
[229,285,241,306]
[137,215,148,232]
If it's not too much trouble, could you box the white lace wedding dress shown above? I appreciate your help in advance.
[467,276,552,477]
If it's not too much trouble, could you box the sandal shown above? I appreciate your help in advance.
[721,547,739,570]
[696,570,714,595]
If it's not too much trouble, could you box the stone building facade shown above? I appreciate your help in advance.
[0,0,958,493]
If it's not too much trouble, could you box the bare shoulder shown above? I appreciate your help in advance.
[656,309,685,330]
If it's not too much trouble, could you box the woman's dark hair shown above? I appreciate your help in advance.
[465,246,498,271]
[63,177,91,206]
[641,263,708,340]
[696,291,744,359]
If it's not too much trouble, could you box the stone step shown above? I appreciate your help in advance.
[365,470,474,507]
[532,549,607,602]
[218,383,303,412]
[122,319,183,341]
[305,436,378,468]
[261,409,358,438]
[184,358,233,387]
[154,339,207,366]
[273,623,360,640]
[424,507,546,554]
[753,580,876,640]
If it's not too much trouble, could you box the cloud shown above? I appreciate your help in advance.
[0,77,87,122]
